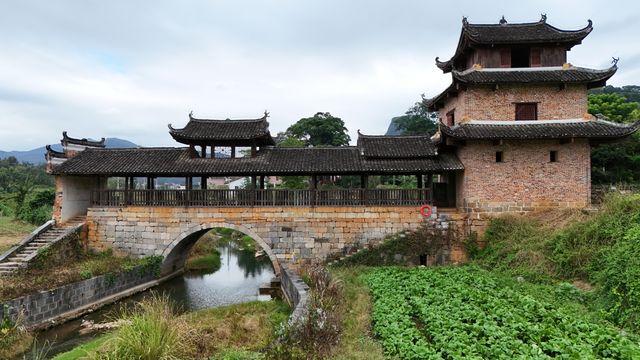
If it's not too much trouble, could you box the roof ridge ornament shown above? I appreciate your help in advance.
[612,57,620,66]
[462,16,468,26]
[540,13,547,23]
[499,16,507,25]
[263,110,270,119]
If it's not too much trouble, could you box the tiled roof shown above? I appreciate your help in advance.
[436,16,592,73]
[452,66,616,86]
[61,131,105,147]
[168,113,275,146]
[440,119,640,140]
[424,66,616,111]
[356,133,437,158]
[52,146,464,176]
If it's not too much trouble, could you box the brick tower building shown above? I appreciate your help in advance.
[425,15,639,230]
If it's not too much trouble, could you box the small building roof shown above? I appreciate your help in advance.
[436,15,593,73]
[51,146,463,177]
[425,65,617,111]
[168,112,275,146]
[45,145,66,159]
[356,132,437,158]
[439,119,640,141]
[61,131,105,148]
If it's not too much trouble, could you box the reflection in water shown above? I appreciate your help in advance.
[35,241,275,357]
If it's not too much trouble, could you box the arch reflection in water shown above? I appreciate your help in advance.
[156,242,274,311]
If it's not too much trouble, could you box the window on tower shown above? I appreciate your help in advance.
[515,103,538,120]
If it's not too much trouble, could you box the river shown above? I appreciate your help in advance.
[32,242,275,358]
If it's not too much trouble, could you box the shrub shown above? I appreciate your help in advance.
[268,266,343,359]
[596,224,640,331]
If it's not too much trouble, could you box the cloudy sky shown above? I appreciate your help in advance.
[1,0,639,151]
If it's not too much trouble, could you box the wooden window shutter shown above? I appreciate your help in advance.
[446,110,455,126]
[530,48,541,67]
[515,103,537,120]
[500,48,511,68]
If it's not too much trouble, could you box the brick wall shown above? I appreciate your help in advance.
[456,139,591,233]
[439,84,587,121]
[86,206,426,271]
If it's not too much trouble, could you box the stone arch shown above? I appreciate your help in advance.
[160,222,279,276]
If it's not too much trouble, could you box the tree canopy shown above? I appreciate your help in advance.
[588,92,640,184]
[285,112,350,147]
[392,101,438,136]
[588,93,640,123]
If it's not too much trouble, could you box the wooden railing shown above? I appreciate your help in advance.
[90,189,432,207]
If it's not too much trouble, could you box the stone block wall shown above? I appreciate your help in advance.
[280,266,309,325]
[438,84,588,121]
[86,206,425,270]
[0,265,157,327]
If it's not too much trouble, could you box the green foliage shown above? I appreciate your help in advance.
[286,112,351,147]
[393,101,438,135]
[213,350,265,360]
[596,224,640,330]
[186,252,222,272]
[587,91,640,184]
[89,294,197,360]
[366,266,640,359]
[551,194,640,280]
[588,93,640,123]
[591,85,640,103]
[138,255,163,277]
[476,216,556,283]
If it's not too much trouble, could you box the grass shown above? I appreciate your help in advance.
[0,215,36,253]
[186,253,222,272]
[186,300,289,356]
[0,250,154,301]
[51,334,112,360]
[54,299,289,360]
[329,266,385,360]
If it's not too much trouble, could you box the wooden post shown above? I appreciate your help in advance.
[251,145,257,158]
[185,177,192,207]
[259,176,265,190]
[211,146,215,158]
[426,173,433,204]
[231,146,236,158]
[189,144,195,158]
[201,177,207,190]
[310,175,317,206]
[201,145,206,158]
[360,175,368,205]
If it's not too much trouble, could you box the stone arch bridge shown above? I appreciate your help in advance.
[85,205,429,275]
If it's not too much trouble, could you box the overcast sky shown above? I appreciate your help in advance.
[1,0,639,151]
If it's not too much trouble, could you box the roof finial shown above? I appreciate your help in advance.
[263,110,270,119]
[499,16,507,25]
[612,57,620,66]
[462,16,468,26]
[188,110,194,119]
[540,13,547,23]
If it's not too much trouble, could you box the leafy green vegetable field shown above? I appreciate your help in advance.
[366,266,640,359]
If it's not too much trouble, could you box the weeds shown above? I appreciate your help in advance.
[90,293,198,360]
[0,310,33,359]
[269,265,344,359]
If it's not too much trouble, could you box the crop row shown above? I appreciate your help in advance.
[366,266,640,359]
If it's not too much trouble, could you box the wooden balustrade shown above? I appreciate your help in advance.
[90,188,432,207]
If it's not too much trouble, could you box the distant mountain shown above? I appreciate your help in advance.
[0,138,139,164]
[385,116,404,136]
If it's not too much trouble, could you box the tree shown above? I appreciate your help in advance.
[588,93,640,123]
[393,100,438,136]
[588,92,640,184]
[286,112,350,147]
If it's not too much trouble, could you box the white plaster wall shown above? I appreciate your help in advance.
[60,176,104,222]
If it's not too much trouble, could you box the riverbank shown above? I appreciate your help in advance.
[52,299,289,359]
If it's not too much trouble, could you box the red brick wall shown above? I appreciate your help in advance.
[457,139,591,211]
[439,84,587,121]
